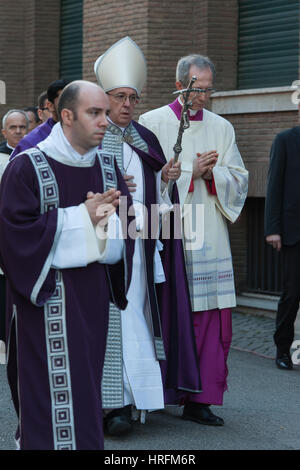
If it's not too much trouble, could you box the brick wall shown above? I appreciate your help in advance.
[82,0,148,117]
[0,0,27,115]
[82,0,148,83]
[83,0,238,116]
[227,111,299,197]
[206,0,238,91]
[146,0,202,113]
[146,0,238,113]
[24,1,61,106]
[0,0,60,135]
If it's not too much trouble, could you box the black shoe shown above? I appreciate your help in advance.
[182,403,224,426]
[276,352,293,370]
[104,405,132,436]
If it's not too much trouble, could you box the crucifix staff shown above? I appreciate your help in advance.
[168,75,203,196]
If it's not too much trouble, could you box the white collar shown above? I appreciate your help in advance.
[38,122,98,165]
[108,117,125,132]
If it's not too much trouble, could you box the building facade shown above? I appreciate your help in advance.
[0,0,299,316]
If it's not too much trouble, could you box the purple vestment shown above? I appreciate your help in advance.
[0,151,134,450]
[130,122,202,401]
[187,309,232,405]
[10,117,55,160]
[168,101,233,406]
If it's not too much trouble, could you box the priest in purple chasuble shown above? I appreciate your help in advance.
[0,81,135,450]
[10,79,71,161]
[139,54,248,426]
[94,37,201,436]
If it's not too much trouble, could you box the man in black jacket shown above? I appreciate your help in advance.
[265,126,300,370]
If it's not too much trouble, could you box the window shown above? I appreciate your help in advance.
[60,0,83,80]
[238,0,299,89]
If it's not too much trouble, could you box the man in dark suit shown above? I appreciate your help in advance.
[265,125,300,370]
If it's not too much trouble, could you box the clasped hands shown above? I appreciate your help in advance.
[192,150,218,180]
[123,150,218,192]
[85,188,120,226]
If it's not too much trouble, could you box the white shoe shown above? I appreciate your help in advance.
[0,340,6,365]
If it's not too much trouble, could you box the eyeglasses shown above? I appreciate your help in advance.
[107,93,139,104]
[40,107,49,111]
[193,87,215,94]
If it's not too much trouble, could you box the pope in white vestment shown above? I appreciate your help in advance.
[94,37,185,435]
[139,54,248,425]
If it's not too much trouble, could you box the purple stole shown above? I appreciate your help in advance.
[129,144,166,358]
[131,121,202,401]
[168,98,204,121]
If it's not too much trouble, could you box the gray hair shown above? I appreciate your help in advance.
[176,54,216,86]
[2,109,29,130]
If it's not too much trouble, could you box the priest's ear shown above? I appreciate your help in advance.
[60,108,75,126]
[175,80,184,91]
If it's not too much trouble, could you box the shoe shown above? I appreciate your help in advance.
[182,403,224,426]
[275,352,293,370]
[104,405,132,436]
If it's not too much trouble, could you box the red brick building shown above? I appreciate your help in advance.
[0,0,299,317]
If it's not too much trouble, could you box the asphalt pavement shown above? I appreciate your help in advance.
[0,311,299,452]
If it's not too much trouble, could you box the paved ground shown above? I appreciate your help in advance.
[104,349,300,451]
[231,310,300,359]
[231,310,278,358]
[1,310,300,452]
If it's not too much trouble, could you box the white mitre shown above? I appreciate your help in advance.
[94,36,147,96]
